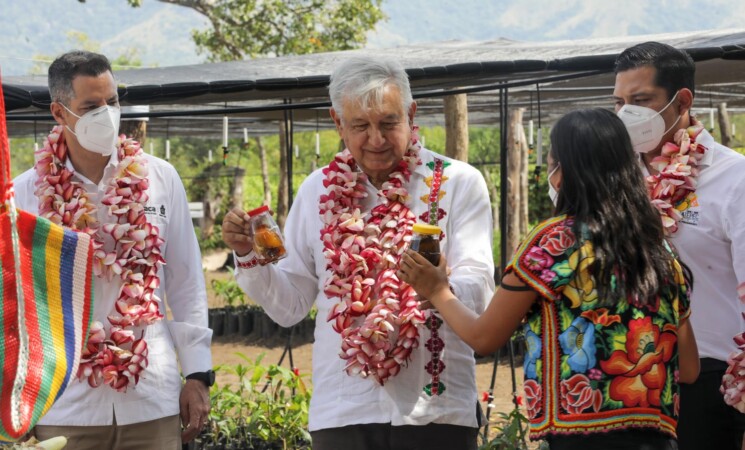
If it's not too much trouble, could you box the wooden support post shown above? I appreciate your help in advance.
[506,108,525,256]
[718,102,733,147]
[119,105,149,145]
[444,94,469,162]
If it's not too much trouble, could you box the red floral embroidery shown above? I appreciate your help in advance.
[237,257,259,269]
[523,379,543,420]
[600,317,676,407]
[559,373,603,415]
[538,224,576,256]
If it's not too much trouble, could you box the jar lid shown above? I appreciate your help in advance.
[412,223,441,235]
[247,204,270,217]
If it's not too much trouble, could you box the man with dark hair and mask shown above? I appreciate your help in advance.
[12,50,213,450]
[614,41,745,450]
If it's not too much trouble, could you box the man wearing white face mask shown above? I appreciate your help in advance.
[614,41,745,450]
[12,50,213,449]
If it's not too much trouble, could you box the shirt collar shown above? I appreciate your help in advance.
[692,127,716,168]
[413,146,433,178]
[64,149,120,185]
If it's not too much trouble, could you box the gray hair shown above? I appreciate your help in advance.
[48,50,113,104]
[328,56,413,122]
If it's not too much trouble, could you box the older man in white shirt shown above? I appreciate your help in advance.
[223,56,495,450]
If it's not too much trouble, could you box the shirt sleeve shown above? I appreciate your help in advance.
[232,176,320,328]
[723,175,745,306]
[505,217,576,302]
[443,164,495,314]
[162,166,213,376]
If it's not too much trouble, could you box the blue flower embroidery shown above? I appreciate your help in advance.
[524,327,542,379]
[559,317,596,373]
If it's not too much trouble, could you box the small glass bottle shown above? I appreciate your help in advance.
[247,205,287,265]
[410,223,441,266]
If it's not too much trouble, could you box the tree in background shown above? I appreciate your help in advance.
[114,0,386,227]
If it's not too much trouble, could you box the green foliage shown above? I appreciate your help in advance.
[7,137,36,178]
[479,408,546,450]
[211,278,247,307]
[528,164,553,224]
[204,353,311,449]
[195,224,227,252]
[127,0,385,61]
[307,305,318,321]
[187,0,385,61]
[234,131,340,210]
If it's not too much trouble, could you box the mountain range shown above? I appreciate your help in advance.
[1,0,744,75]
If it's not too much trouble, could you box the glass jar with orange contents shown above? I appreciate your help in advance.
[247,205,287,265]
[409,223,441,266]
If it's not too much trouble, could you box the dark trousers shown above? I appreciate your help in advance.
[547,429,677,450]
[677,358,745,450]
[310,423,479,450]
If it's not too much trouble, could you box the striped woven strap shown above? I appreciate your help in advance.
[0,70,94,442]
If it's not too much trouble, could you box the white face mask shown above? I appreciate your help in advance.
[62,104,121,156]
[547,165,560,206]
[616,91,681,153]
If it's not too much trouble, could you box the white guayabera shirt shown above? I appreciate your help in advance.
[234,147,495,432]
[13,149,213,426]
[661,129,745,363]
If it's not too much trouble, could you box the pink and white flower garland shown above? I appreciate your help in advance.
[721,284,745,411]
[34,125,164,392]
[646,122,706,235]
[320,139,425,385]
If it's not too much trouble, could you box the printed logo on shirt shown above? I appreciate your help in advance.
[675,192,699,226]
[144,204,167,219]
[680,209,700,226]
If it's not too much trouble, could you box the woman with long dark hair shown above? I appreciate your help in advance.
[399,108,699,449]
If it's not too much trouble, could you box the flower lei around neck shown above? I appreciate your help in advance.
[646,121,707,235]
[34,125,164,392]
[320,131,426,385]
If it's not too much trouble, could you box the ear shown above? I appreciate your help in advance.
[329,108,343,135]
[407,101,417,125]
[677,88,694,115]
[50,102,68,127]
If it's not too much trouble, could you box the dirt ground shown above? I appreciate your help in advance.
[204,252,529,443]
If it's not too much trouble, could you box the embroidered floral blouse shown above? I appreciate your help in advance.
[506,215,691,440]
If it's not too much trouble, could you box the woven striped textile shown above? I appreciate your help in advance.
[0,74,94,441]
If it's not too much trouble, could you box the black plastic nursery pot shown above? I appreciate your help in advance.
[208,308,226,337]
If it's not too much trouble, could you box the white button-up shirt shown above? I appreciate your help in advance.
[664,129,745,362]
[234,147,495,432]
[13,149,212,426]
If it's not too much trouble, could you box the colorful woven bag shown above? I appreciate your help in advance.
[0,76,94,441]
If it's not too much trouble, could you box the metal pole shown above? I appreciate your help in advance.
[483,85,512,440]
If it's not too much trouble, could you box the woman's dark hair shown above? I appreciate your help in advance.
[549,108,681,305]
